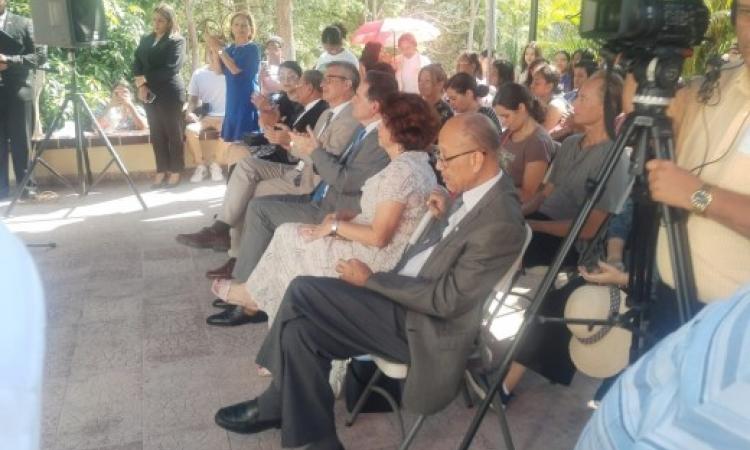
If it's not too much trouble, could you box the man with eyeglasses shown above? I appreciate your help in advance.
[199,65,393,327]
[176,65,354,267]
[211,113,525,448]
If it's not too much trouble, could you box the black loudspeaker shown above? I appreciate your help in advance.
[30,0,108,48]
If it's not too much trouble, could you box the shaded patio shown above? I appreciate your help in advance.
[4,180,597,450]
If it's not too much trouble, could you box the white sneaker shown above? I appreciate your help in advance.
[190,165,207,183]
[209,162,224,182]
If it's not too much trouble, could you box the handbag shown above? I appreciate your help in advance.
[344,358,402,413]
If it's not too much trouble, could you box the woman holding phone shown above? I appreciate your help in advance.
[207,11,261,146]
[133,3,186,188]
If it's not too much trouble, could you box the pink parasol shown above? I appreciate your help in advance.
[350,18,440,46]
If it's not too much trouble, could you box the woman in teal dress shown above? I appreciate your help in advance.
[209,11,260,142]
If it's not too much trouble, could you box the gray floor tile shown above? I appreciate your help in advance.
[55,370,142,450]
[143,426,230,450]
[15,182,598,450]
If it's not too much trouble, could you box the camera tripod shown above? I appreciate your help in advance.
[4,49,147,217]
[458,53,698,450]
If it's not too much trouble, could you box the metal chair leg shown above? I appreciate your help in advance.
[461,379,475,408]
[398,415,426,450]
[494,398,515,450]
[371,386,405,439]
[345,368,383,427]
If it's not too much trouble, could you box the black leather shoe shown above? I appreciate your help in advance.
[206,305,268,326]
[212,298,233,308]
[214,399,281,434]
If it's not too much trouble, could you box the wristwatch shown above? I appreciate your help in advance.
[690,183,714,215]
[329,220,339,236]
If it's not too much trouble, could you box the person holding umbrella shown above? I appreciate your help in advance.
[394,32,430,94]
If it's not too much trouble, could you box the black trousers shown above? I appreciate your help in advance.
[524,212,580,268]
[0,84,33,197]
[255,276,410,448]
[144,98,184,173]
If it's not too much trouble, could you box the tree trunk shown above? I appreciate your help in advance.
[185,0,201,72]
[276,0,295,60]
[485,0,496,56]
[467,0,480,51]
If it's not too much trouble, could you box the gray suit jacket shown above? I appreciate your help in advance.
[365,174,525,414]
[311,126,389,214]
[288,102,361,190]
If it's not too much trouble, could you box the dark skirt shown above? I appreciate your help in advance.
[514,276,584,386]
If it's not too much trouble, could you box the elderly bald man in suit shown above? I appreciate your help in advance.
[214,113,526,449]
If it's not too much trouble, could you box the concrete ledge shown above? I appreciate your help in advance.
[22,129,244,184]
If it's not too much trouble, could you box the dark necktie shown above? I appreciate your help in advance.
[310,127,367,202]
[396,197,465,271]
[315,109,335,136]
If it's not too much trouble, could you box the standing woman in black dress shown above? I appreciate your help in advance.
[133,3,186,188]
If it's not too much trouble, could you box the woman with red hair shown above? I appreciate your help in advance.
[211,93,440,326]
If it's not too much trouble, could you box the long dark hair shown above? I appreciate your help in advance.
[322,23,346,46]
[520,41,543,71]
[446,72,490,99]
[492,59,515,88]
[457,52,483,79]
[360,42,383,71]
[493,82,546,124]
[153,3,179,36]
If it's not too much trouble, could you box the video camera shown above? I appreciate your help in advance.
[580,0,709,49]
[580,0,710,101]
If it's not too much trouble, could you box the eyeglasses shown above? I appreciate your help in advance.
[323,75,349,84]
[435,147,485,165]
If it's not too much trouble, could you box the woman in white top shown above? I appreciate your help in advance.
[315,24,360,71]
[394,32,431,93]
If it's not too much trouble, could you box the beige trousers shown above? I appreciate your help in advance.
[222,154,319,257]
[185,116,226,165]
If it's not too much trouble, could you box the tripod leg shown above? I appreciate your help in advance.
[4,96,74,217]
[649,123,696,323]
[78,94,148,210]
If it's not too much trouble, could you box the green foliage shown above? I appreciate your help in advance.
[7,0,738,132]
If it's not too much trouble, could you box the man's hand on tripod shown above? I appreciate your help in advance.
[646,160,702,211]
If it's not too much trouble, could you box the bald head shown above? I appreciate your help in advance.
[437,114,501,193]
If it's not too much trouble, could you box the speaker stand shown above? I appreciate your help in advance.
[4,49,147,217]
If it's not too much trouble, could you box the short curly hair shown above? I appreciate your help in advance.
[380,93,441,151]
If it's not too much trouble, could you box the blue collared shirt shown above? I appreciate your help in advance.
[575,284,750,450]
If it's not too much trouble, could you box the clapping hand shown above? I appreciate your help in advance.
[336,258,373,287]
[290,126,320,157]
[266,123,292,148]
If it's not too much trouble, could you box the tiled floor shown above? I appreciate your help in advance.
[4,180,598,450]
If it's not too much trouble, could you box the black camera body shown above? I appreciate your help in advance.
[580,0,709,49]
[580,0,710,102]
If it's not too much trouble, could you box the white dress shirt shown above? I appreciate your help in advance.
[399,172,503,277]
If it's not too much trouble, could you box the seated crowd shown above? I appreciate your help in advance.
[127,4,750,449]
